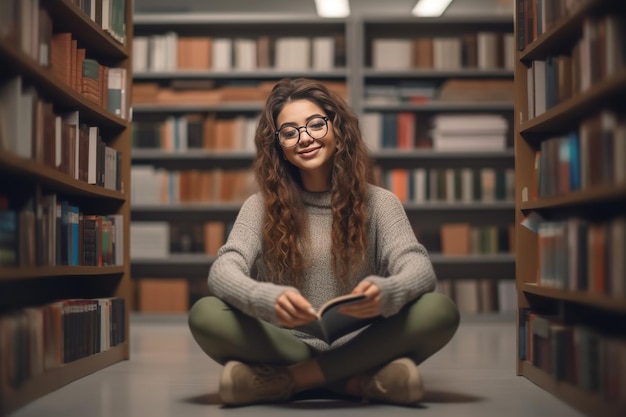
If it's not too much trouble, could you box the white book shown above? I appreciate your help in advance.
[131,166,161,205]
[412,168,427,203]
[130,222,170,259]
[445,169,456,202]
[88,126,99,184]
[432,133,506,152]
[372,39,412,70]
[533,60,547,116]
[132,36,149,73]
[477,32,498,69]
[461,168,473,203]
[165,32,178,72]
[360,112,382,151]
[503,33,515,71]
[234,38,257,70]
[497,280,516,314]
[212,38,233,70]
[312,37,335,70]
[18,86,36,160]
[275,37,311,70]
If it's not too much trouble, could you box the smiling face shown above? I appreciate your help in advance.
[276,99,337,192]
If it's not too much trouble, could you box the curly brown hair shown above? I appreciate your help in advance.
[253,78,375,289]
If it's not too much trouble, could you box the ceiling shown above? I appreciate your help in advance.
[134,0,514,17]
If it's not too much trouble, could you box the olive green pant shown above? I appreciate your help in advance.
[188,292,459,384]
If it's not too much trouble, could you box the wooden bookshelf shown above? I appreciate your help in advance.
[0,0,133,414]
[514,0,626,415]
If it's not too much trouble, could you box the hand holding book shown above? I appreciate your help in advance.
[289,281,383,344]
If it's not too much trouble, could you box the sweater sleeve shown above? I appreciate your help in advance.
[207,193,298,323]
[364,188,437,317]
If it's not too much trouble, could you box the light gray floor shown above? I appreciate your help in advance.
[11,313,585,417]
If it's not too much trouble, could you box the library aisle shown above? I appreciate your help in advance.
[10,314,583,417]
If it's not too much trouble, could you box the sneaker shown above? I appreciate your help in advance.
[219,361,295,406]
[360,358,424,405]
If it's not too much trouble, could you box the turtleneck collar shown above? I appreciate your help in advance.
[300,188,332,211]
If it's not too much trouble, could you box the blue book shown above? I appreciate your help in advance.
[69,205,80,266]
[568,131,581,191]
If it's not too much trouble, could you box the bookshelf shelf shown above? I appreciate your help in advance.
[1,343,128,417]
[134,69,348,80]
[522,283,626,314]
[0,266,125,282]
[362,102,514,112]
[521,362,626,417]
[0,41,129,128]
[131,253,515,280]
[48,0,128,59]
[363,69,514,79]
[520,70,626,136]
[132,102,265,114]
[0,151,126,201]
[518,0,615,62]
[521,184,626,212]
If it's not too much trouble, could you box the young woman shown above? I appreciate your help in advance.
[188,78,460,407]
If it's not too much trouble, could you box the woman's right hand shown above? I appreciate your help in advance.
[275,290,317,328]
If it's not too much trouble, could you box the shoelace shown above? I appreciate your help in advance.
[250,365,294,401]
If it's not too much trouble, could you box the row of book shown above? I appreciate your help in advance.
[526,16,626,119]
[363,79,514,106]
[50,32,128,118]
[533,110,625,200]
[133,33,346,73]
[537,216,626,298]
[370,32,515,71]
[438,279,516,314]
[362,111,510,152]
[132,114,259,153]
[131,80,348,106]
[440,223,515,256]
[131,166,255,206]
[378,167,515,204]
[0,194,124,267]
[0,297,126,390]
[0,77,123,191]
[519,309,626,405]
[130,221,231,259]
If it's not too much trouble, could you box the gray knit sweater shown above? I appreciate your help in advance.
[207,184,437,350]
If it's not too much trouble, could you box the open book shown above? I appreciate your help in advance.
[294,294,379,344]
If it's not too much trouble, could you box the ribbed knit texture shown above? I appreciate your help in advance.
[208,184,437,350]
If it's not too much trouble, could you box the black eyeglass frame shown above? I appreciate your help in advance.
[274,116,330,149]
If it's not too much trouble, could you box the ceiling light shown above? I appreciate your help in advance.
[315,0,350,18]
[411,0,453,17]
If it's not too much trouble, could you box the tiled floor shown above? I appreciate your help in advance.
[11,314,584,417]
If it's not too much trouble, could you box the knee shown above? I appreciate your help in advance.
[415,292,460,339]
[188,296,226,336]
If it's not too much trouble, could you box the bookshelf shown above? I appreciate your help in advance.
[129,13,518,314]
[0,0,132,415]
[357,15,517,314]
[514,0,626,416]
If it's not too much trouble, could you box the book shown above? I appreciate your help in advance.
[294,294,379,344]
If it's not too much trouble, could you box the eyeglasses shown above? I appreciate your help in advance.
[275,116,329,148]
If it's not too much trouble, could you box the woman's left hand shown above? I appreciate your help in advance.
[338,280,382,318]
